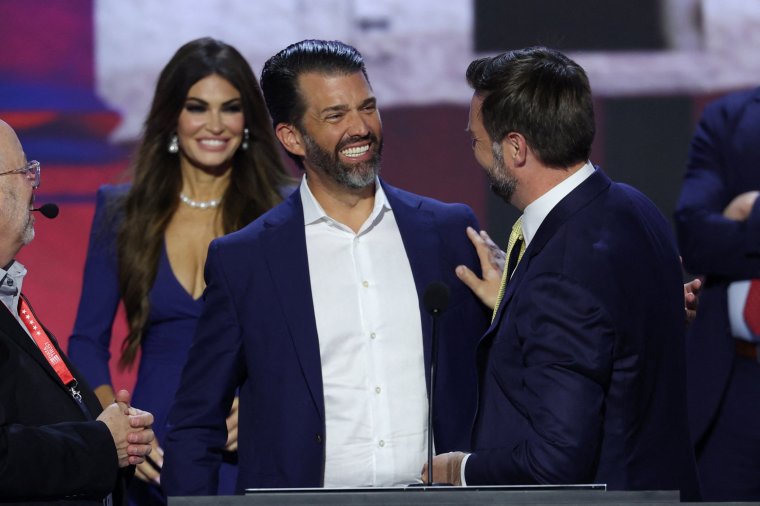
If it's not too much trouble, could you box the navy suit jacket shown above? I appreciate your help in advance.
[466,169,700,499]
[0,298,124,504]
[674,87,760,447]
[162,180,490,495]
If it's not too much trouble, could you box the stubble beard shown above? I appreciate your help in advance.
[22,214,35,245]
[1,187,35,248]
[488,144,517,203]
[303,133,383,190]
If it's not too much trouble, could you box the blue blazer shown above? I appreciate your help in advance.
[466,169,700,499]
[162,180,490,495]
[674,88,760,447]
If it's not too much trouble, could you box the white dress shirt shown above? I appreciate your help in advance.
[520,161,596,248]
[727,281,759,343]
[301,177,428,487]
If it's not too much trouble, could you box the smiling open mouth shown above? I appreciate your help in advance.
[340,145,370,158]
[199,139,226,147]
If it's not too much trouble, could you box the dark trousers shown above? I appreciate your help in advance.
[697,354,760,501]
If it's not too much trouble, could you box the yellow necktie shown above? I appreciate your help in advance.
[492,217,525,322]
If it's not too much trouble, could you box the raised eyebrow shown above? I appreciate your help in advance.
[361,97,377,108]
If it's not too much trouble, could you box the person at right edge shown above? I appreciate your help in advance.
[674,87,760,502]
[425,47,701,501]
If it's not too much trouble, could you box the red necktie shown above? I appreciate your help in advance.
[744,280,760,335]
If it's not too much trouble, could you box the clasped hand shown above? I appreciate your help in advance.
[97,389,154,468]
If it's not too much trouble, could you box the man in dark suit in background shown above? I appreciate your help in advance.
[0,119,155,504]
[162,40,490,495]
[675,87,760,502]
[426,47,700,500]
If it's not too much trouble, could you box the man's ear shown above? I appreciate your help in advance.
[503,132,527,166]
[275,123,305,157]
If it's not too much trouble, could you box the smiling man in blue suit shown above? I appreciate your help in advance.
[426,47,700,500]
[162,40,490,495]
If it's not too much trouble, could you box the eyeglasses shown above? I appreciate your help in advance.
[0,160,41,189]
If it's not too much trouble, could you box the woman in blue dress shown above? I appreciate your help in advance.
[68,37,292,504]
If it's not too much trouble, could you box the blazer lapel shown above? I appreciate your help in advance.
[383,181,441,379]
[0,301,73,397]
[483,168,612,338]
[484,245,532,336]
[260,190,325,422]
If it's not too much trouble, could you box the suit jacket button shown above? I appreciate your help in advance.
[316,433,323,443]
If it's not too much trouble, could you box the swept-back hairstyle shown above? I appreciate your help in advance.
[117,37,291,367]
[466,46,595,168]
[260,39,368,168]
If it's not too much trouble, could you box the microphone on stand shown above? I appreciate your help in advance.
[422,281,451,486]
[32,203,59,219]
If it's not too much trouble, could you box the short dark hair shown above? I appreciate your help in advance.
[261,39,369,129]
[466,46,595,168]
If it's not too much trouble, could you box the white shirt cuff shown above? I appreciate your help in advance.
[460,453,471,486]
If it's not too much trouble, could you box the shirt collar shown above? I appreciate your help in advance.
[299,175,392,234]
[0,260,26,312]
[521,161,595,246]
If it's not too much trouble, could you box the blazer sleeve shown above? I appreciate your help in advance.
[162,239,245,496]
[674,95,760,278]
[0,406,119,500]
[465,272,615,485]
[68,186,125,389]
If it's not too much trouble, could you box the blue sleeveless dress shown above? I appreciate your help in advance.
[68,184,237,504]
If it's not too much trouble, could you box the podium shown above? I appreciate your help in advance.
[170,485,682,505]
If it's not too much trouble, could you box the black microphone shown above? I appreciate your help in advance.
[423,281,451,316]
[32,203,59,219]
[422,281,451,486]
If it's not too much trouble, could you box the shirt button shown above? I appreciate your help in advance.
[316,433,323,443]
[370,332,376,340]
[378,440,385,448]
[375,386,381,394]
[362,280,369,288]
[6,278,13,286]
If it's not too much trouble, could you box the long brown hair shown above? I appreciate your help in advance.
[117,37,291,368]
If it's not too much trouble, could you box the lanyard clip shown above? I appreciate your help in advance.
[68,381,82,403]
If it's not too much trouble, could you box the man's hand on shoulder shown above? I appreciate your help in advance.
[456,227,505,310]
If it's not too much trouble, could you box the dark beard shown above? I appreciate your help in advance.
[489,179,516,203]
[488,151,516,203]
[303,133,383,190]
